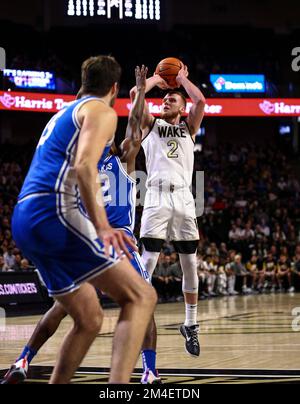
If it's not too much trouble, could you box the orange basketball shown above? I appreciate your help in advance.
[155,57,183,88]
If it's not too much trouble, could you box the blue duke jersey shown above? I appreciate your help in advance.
[19,96,113,200]
[99,155,149,282]
[12,96,121,297]
[99,155,136,235]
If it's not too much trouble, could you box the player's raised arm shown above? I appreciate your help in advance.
[176,65,206,139]
[121,66,148,168]
[129,72,169,132]
[127,66,148,142]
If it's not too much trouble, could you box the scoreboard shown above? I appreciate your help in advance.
[66,0,161,21]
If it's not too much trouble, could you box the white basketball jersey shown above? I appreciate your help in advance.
[142,118,195,189]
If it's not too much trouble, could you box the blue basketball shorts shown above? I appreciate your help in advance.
[12,193,121,297]
[113,227,150,283]
[130,251,150,283]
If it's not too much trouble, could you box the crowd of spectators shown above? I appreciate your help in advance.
[0,147,34,273]
[197,143,300,258]
[152,243,300,303]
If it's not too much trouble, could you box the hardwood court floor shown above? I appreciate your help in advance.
[1,293,300,384]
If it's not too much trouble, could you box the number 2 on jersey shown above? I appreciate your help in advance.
[99,173,112,204]
[167,140,179,158]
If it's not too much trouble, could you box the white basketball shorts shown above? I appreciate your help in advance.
[140,188,199,241]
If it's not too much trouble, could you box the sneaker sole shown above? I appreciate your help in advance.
[152,380,163,384]
[1,370,27,385]
[142,379,162,385]
[184,346,200,358]
[141,377,162,385]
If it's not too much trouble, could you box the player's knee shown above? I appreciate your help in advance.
[75,307,103,335]
[91,314,103,334]
[51,302,68,320]
[143,283,158,309]
[83,314,102,335]
[132,282,157,310]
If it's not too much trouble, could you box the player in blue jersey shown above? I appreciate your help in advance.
[99,68,160,384]
[9,57,157,384]
[3,65,160,385]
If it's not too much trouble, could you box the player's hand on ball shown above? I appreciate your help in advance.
[153,73,170,90]
[98,227,138,260]
[135,65,148,90]
[176,64,189,86]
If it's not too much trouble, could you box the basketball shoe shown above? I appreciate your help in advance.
[180,324,200,357]
[1,358,28,384]
[141,369,162,384]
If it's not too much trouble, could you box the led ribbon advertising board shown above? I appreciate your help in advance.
[1,91,300,116]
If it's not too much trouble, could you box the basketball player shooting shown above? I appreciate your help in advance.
[130,60,206,357]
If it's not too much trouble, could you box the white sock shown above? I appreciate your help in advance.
[184,303,198,327]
